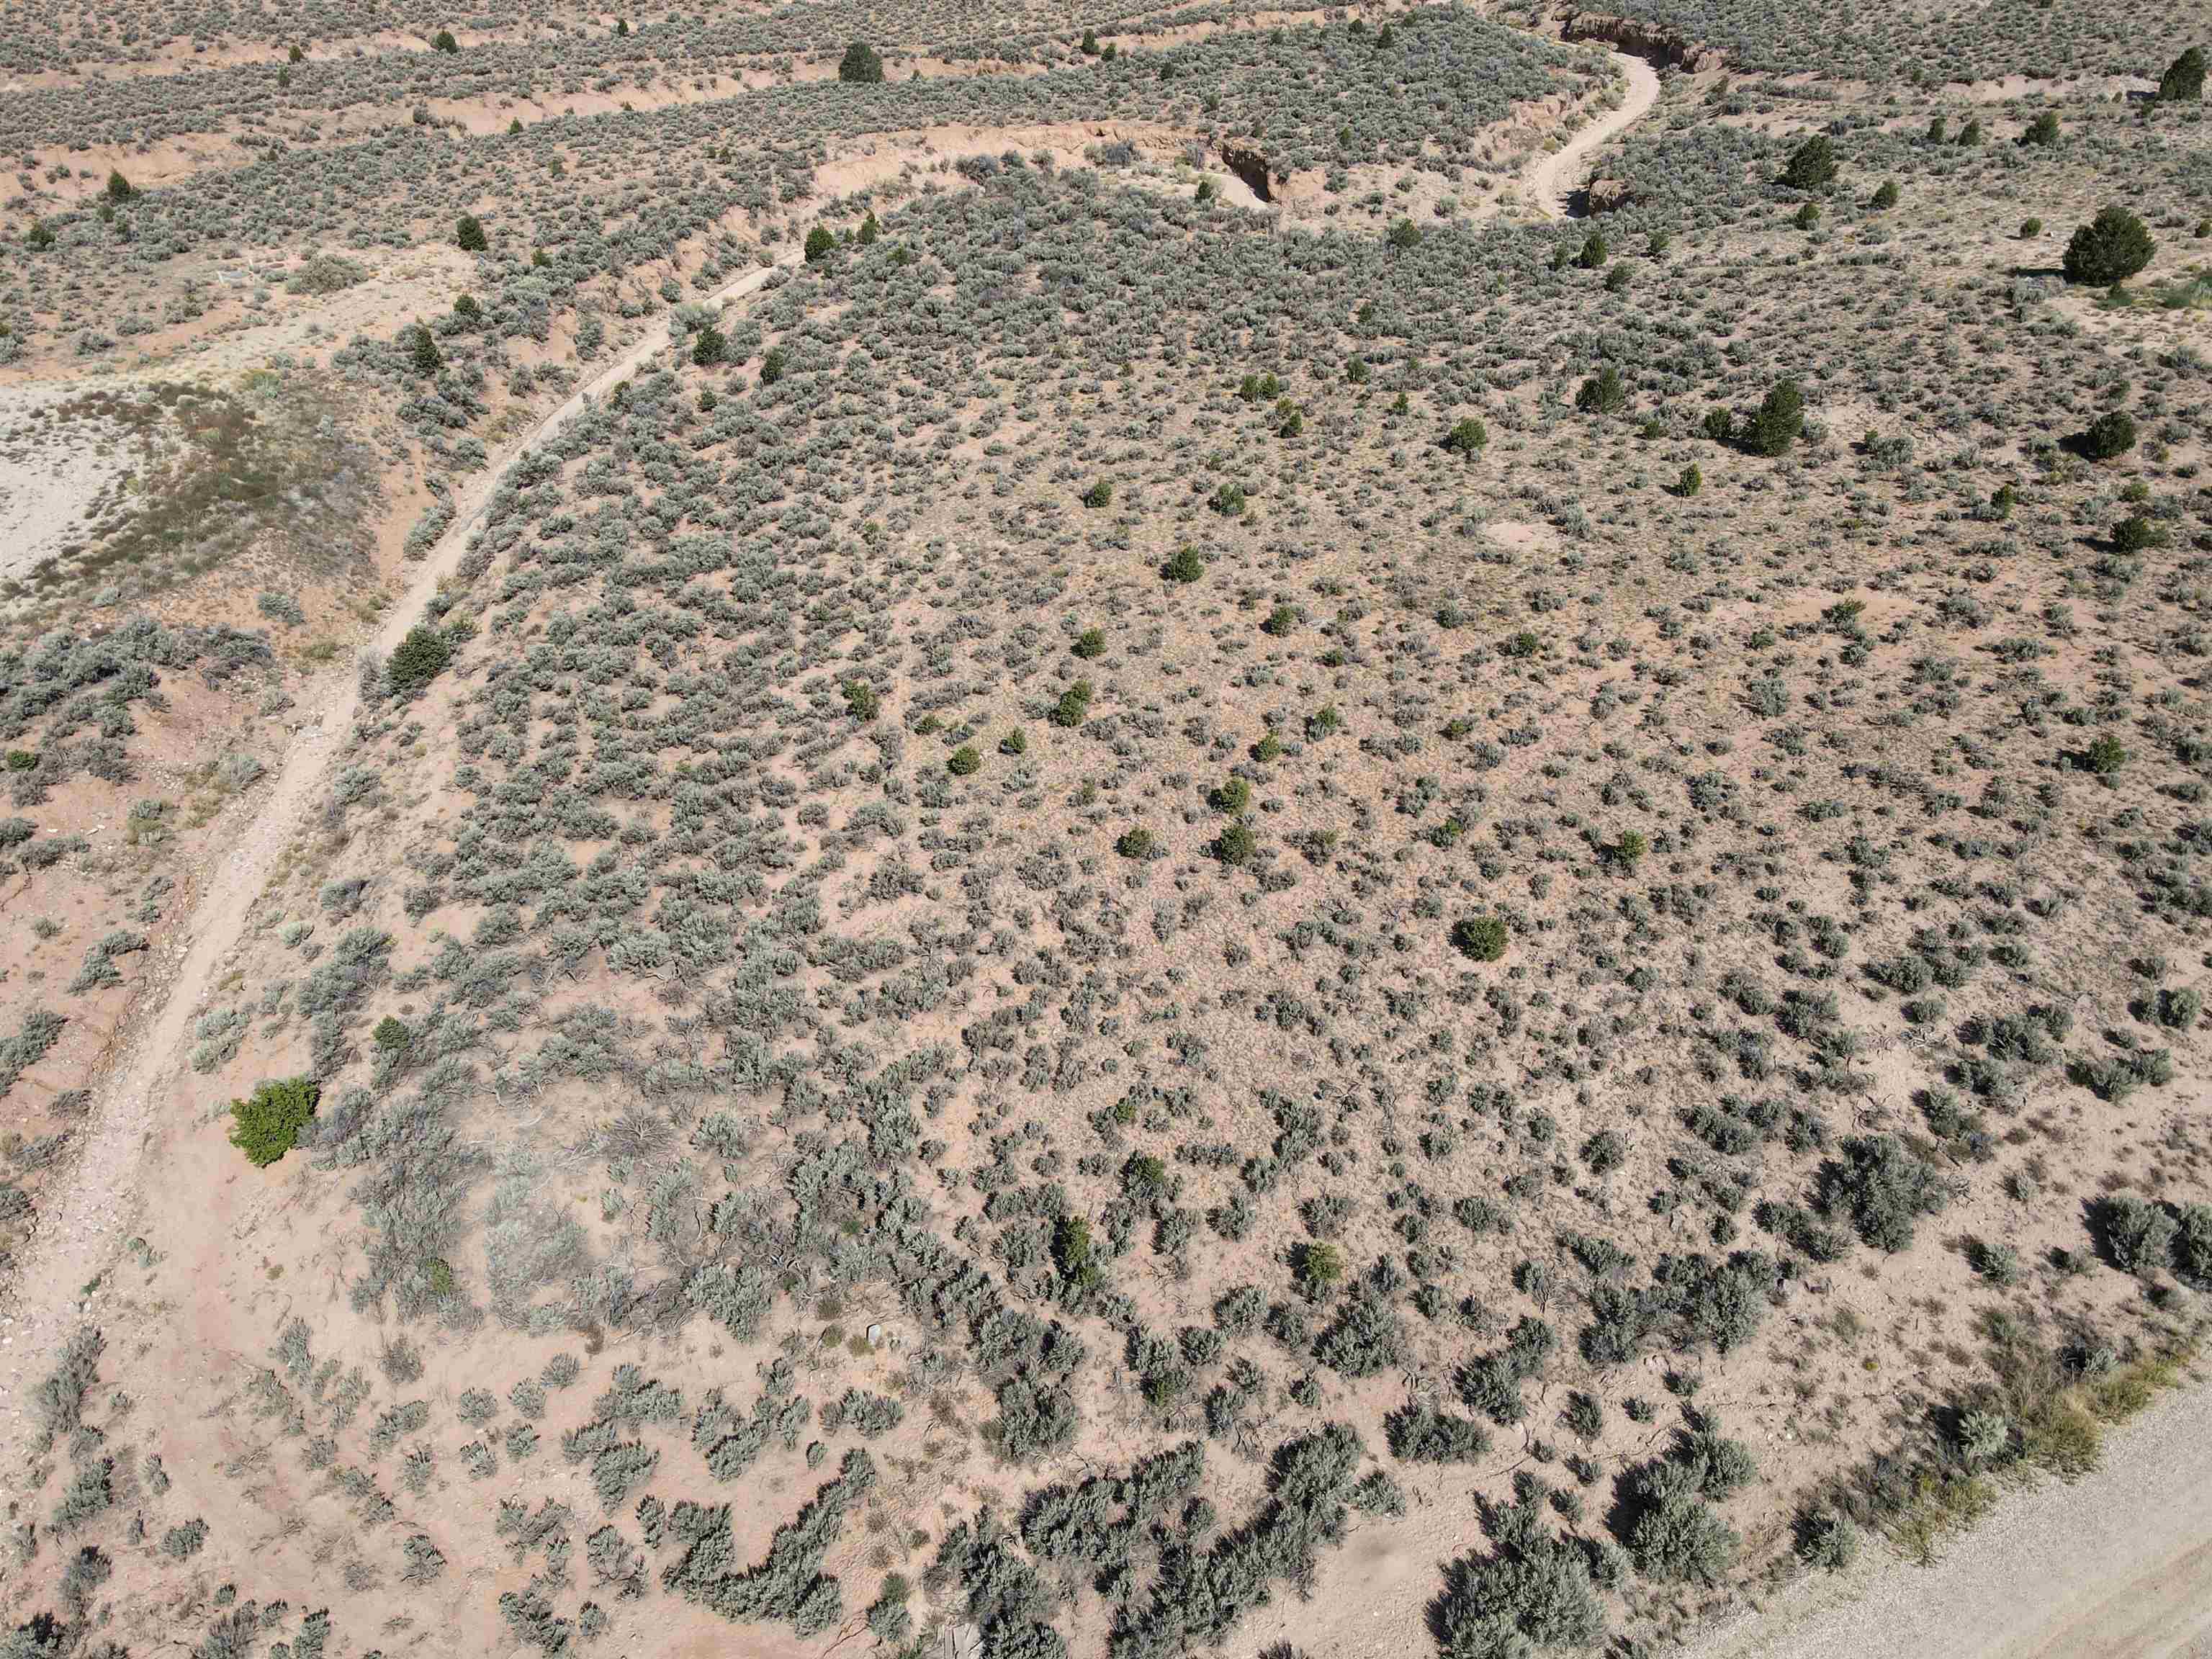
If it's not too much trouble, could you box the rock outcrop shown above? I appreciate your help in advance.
[1560,11,1722,71]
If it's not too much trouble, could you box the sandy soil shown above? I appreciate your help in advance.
[0,387,130,588]
[1689,1376,2212,1659]
[0,248,799,1471]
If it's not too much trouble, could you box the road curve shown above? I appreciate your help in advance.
[1523,48,1662,220]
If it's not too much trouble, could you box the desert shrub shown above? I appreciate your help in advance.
[1163,546,1205,583]
[2020,112,2060,147]
[947,745,981,777]
[1107,1424,1377,1658]
[2096,1195,2178,1276]
[386,626,453,698]
[1451,916,1509,962]
[1432,1482,1606,1657]
[0,1007,65,1100]
[2064,208,2154,286]
[1313,1273,1408,1377]
[840,42,885,83]
[1622,1463,1737,1583]
[431,28,459,51]
[1443,417,1487,457]
[1082,480,1114,508]
[1385,1403,1491,1463]
[2077,410,2138,459]
[2174,1205,2212,1285]
[229,1077,318,1167]
[660,1449,874,1634]
[287,255,367,295]
[1794,1504,1858,1572]
[2159,45,2205,102]
[1458,1318,1555,1424]
[691,325,727,367]
[1781,135,1836,190]
[994,1375,1079,1463]
[1574,365,1627,415]
[32,1326,102,1452]
[1817,1135,1946,1251]
[456,215,487,251]
[804,225,836,264]
[1743,380,1805,457]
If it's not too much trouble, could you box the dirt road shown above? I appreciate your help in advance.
[1523,48,1661,219]
[0,250,797,1470]
[1689,1377,2212,1659]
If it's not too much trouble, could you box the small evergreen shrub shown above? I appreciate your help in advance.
[229,1078,319,1167]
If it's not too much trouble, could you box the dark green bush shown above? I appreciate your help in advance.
[2159,45,2204,102]
[839,42,885,83]
[2064,208,2154,285]
[387,625,454,698]
[228,1077,319,1167]
[1451,915,1509,962]
[1050,680,1093,728]
[455,214,487,251]
[2078,409,2138,459]
[1781,135,1837,190]
[1743,379,1804,457]
[1163,545,1205,583]
[1574,365,1627,415]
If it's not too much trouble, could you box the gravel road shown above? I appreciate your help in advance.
[1690,1377,2212,1659]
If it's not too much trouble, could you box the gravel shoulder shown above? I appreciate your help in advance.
[1689,1375,2212,1659]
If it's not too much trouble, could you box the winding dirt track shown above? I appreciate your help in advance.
[0,251,796,1469]
[1522,48,1660,219]
[0,34,1670,1471]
